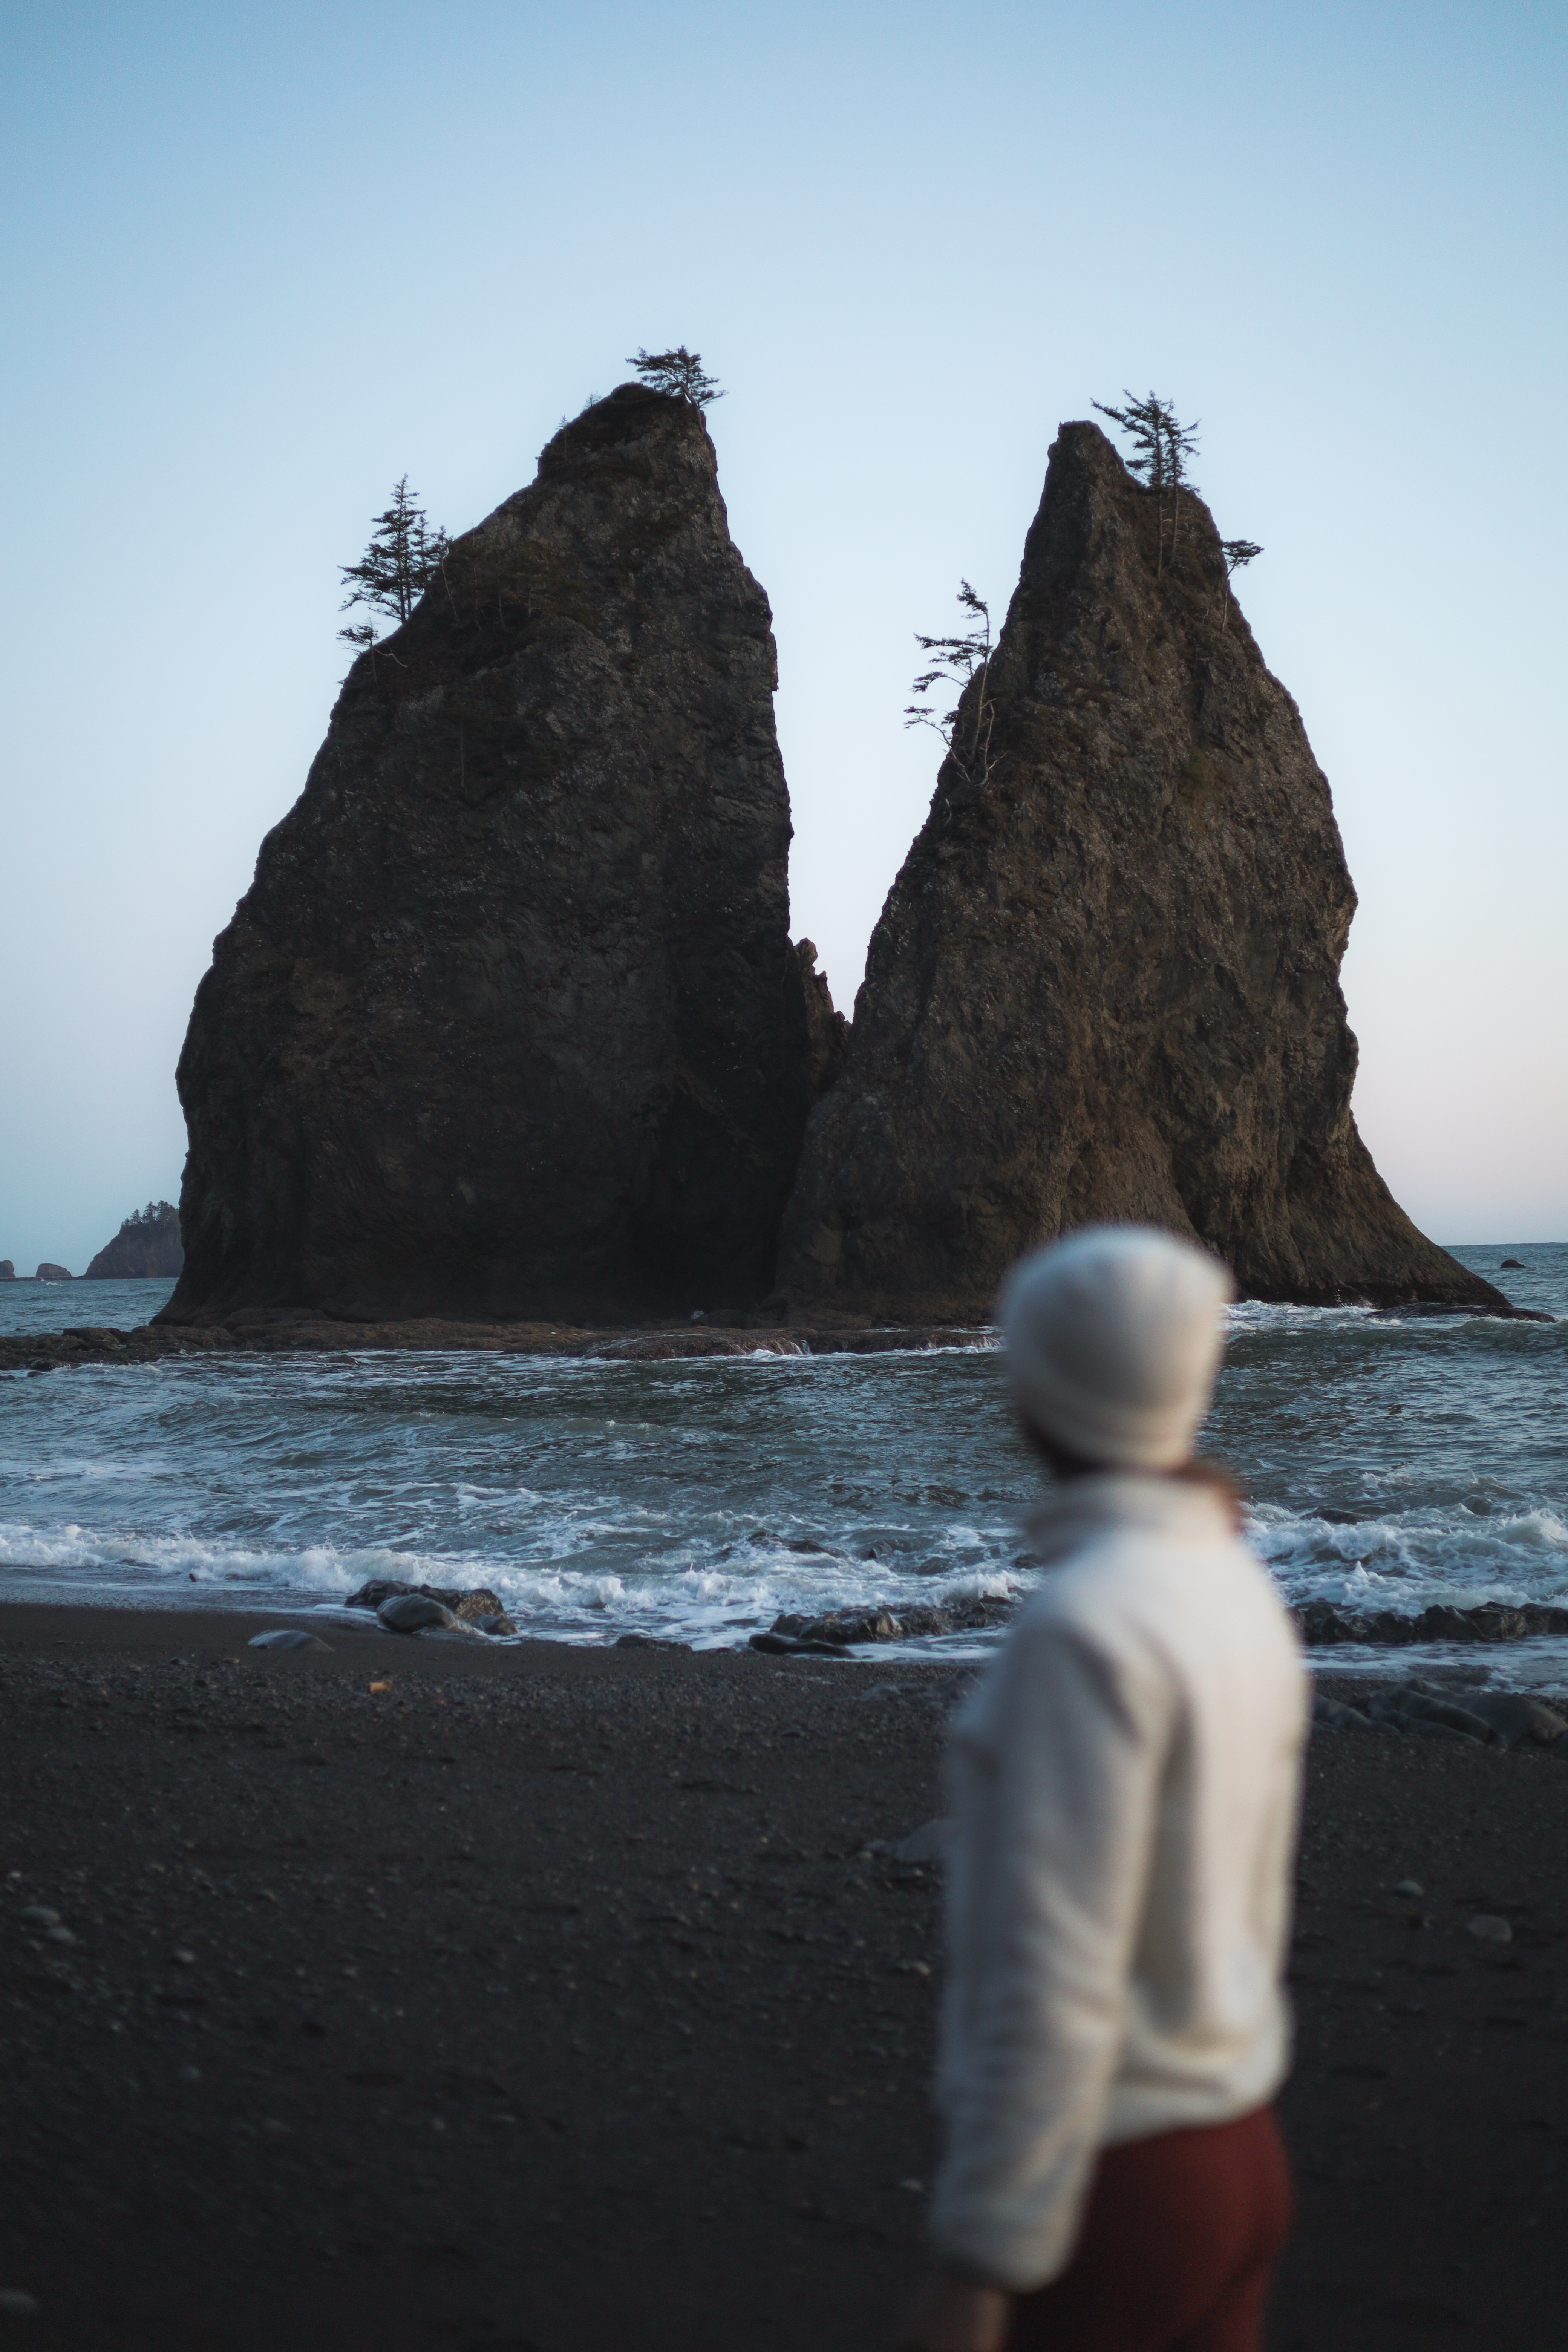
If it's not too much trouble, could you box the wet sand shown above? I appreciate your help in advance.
[2,1603,1565,2349]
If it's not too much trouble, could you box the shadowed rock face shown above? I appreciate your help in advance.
[164,384,828,1325]
[778,421,1508,1317]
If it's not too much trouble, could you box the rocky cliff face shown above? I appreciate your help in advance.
[778,421,1507,1317]
[86,1202,184,1280]
[793,940,850,1104]
[165,385,830,1325]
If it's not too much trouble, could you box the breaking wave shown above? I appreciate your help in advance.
[1,1247,1562,1666]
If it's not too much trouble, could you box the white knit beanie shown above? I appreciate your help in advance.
[998,1226,1234,1470]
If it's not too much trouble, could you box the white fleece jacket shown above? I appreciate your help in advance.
[931,1473,1307,2294]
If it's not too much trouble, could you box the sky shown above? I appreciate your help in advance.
[2,0,1564,1272]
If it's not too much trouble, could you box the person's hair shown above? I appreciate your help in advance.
[1169,1456,1244,1525]
[1022,1417,1242,1525]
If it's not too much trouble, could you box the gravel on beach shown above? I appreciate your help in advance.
[1,1604,1566,2350]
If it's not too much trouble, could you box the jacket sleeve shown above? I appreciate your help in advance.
[930,1612,1171,2292]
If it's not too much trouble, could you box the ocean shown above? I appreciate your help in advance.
[2,1246,1563,1684]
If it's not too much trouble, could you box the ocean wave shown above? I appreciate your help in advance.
[3,1259,1563,1649]
[1226,1301,1382,1337]
[1249,1498,1568,1614]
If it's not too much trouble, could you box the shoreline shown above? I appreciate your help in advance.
[5,1586,1568,1677]
[2,1602,1565,2348]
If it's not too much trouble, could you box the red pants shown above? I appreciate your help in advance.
[1005,2105,1293,2352]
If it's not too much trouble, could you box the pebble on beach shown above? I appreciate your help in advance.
[364,1585,518,1638]
[377,1593,454,1634]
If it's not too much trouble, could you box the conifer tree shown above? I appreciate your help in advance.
[626,347,724,407]
[1217,537,1263,631]
[339,478,449,666]
[1093,392,1200,573]
[905,581,997,787]
[1094,390,1265,621]
[1093,392,1175,492]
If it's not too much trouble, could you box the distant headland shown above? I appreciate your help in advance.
[84,1201,184,1281]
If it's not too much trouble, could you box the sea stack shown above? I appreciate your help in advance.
[165,384,831,1324]
[777,420,1507,1317]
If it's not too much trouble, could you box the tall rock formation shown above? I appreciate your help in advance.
[165,384,831,1325]
[778,421,1507,1317]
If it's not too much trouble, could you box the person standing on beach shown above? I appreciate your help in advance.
[899,1226,1307,2352]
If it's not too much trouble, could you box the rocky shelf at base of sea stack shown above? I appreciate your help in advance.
[0,1316,986,1378]
[1,1289,1545,1380]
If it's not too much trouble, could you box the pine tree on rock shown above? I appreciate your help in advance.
[338,477,449,663]
[626,347,724,407]
[905,582,998,789]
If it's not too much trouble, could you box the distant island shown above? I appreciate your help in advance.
[84,1202,184,1281]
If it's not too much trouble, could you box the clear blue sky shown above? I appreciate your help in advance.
[2,0,1563,1272]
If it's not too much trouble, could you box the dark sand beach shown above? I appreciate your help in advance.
[2,1605,1566,2350]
